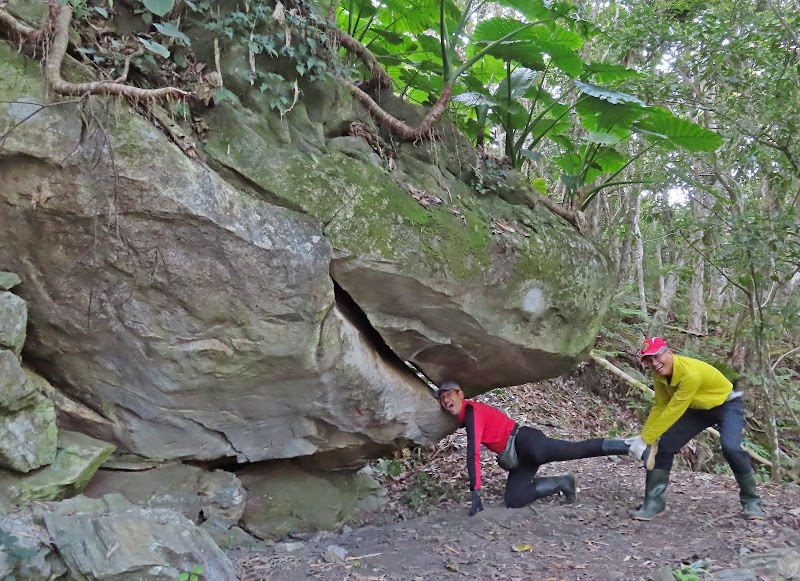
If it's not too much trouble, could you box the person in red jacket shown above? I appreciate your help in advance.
[437,381,654,515]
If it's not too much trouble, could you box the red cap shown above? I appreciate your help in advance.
[639,337,668,360]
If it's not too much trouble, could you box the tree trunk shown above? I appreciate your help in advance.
[632,193,647,314]
[685,189,708,350]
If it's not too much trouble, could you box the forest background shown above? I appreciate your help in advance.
[1,0,798,484]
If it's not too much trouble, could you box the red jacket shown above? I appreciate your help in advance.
[459,401,516,490]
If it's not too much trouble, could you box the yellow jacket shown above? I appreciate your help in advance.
[641,354,733,444]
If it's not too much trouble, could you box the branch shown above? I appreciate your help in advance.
[44,2,187,100]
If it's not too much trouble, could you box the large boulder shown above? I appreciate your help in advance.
[0,23,612,468]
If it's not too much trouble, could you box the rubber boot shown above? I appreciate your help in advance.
[632,468,669,520]
[533,474,578,504]
[734,471,766,520]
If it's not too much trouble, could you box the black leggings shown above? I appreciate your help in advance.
[504,426,607,508]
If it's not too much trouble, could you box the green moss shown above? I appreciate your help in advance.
[202,104,494,279]
[0,43,45,100]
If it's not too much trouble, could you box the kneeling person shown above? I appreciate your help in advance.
[437,381,652,515]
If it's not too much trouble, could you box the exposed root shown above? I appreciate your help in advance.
[44,1,187,100]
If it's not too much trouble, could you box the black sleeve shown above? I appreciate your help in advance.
[463,404,478,491]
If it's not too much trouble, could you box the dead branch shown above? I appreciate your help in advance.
[44,2,187,100]
[589,350,800,483]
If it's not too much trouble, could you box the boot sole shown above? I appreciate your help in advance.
[631,508,666,521]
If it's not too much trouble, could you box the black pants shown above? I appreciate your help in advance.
[653,397,752,475]
[504,426,608,508]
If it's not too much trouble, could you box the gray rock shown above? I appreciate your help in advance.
[0,349,38,412]
[0,292,25,355]
[0,272,21,291]
[0,430,114,505]
[0,511,67,581]
[42,494,237,580]
[83,462,246,528]
[0,38,612,470]
[710,569,759,581]
[739,548,800,580]
[274,541,305,553]
[324,544,348,563]
[239,461,387,539]
[0,394,57,473]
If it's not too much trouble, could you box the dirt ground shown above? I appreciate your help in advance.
[229,374,800,581]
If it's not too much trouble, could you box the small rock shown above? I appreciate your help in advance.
[324,544,348,563]
[273,541,304,553]
[0,272,21,291]
[709,569,758,581]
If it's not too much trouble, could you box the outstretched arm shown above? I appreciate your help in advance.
[463,404,485,516]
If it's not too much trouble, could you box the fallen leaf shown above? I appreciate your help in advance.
[512,544,534,552]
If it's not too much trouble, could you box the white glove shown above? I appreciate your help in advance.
[625,435,648,461]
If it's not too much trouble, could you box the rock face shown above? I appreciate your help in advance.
[42,494,238,581]
[0,22,612,467]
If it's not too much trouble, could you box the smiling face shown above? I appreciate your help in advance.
[439,388,465,416]
[641,348,674,377]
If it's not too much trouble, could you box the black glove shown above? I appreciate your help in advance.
[469,489,484,516]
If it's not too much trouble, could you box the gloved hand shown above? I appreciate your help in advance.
[625,435,648,461]
[469,489,484,516]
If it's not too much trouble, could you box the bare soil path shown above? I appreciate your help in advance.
[230,375,800,580]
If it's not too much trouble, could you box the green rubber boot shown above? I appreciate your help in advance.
[632,469,669,521]
[734,471,766,520]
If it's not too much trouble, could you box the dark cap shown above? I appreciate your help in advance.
[437,380,461,399]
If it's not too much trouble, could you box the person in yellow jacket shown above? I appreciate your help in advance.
[627,337,765,520]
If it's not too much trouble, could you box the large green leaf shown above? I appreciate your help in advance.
[452,92,496,107]
[494,67,539,102]
[143,0,174,16]
[575,80,646,106]
[576,96,646,139]
[472,18,582,50]
[636,107,722,152]
[583,62,643,83]
[495,0,560,22]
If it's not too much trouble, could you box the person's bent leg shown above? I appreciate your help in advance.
[717,399,765,519]
[505,465,577,508]
[632,410,710,520]
[653,409,711,471]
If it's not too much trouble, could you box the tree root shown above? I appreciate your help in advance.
[0,1,187,101]
[44,1,187,100]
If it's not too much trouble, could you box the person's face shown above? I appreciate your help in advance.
[439,389,465,416]
[641,348,674,377]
